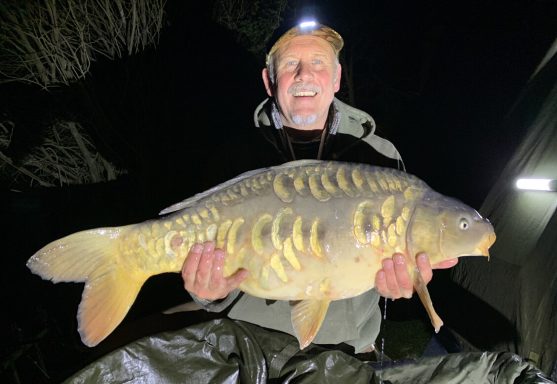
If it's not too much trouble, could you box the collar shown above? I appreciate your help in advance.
[258,98,342,135]
[254,97,402,165]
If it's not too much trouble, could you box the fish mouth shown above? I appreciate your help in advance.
[473,232,496,260]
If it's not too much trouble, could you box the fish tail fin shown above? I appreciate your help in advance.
[27,226,148,347]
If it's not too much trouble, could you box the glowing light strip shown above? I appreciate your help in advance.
[515,178,557,191]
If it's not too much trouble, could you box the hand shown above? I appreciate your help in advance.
[375,252,458,299]
[182,241,248,301]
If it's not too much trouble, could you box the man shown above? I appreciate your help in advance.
[181,22,457,354]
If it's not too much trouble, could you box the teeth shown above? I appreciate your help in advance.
[294,91,316,96]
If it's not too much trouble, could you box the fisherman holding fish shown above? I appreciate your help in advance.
[182,22,459,355]
[27,20,496,357]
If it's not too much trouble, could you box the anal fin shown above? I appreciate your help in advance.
[290,299,331,349]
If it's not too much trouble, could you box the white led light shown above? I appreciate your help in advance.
[299,20,317,29]
[515,178,557,191]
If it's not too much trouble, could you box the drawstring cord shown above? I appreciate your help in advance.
[283,126,327,160]
[271,99,335,161]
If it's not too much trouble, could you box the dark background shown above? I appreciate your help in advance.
[1,0,556,382]
[4,0,556,208]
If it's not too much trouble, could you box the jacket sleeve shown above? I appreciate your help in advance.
[190,289,242,312]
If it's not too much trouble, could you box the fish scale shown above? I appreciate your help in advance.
[27,160,496,349]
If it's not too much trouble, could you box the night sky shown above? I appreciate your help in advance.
[2,0,557,382]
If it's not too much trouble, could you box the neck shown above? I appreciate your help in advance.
[284,126,325,142]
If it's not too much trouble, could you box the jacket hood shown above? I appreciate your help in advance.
[253,97,403,163]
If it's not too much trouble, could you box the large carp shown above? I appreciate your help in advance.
[27,160,495,348]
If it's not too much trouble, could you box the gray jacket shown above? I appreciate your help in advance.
[253,97,404,167]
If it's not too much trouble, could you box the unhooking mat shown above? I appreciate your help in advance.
[65,319,554,383]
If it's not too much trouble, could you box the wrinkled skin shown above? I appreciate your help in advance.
[262,35,341,131]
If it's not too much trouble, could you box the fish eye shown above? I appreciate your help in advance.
[459,218,470,230]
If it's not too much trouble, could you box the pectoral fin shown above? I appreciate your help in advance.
[413,269,444,332]
[290,299,331,349]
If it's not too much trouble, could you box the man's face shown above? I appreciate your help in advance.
[263,36,342,131]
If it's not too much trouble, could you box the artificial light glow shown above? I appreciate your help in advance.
[299,20,317,29]
[515,178,557,191]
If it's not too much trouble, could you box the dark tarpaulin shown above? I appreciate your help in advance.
[451,45,557,376]
[65,319,553,384]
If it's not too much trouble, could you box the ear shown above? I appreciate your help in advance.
[262,68,274,97]
[333,63,342,92]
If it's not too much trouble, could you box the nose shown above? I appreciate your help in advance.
[295,62,313,81]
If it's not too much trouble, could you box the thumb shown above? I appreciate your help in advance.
[226,268,249,288]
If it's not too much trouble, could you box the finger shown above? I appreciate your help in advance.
[208,248,226,290]
[382,258,401,299]
[393,254,413,298]
[416,252,433,284]
[195,241,215,288]
[375,270,389,298]
[183,243,203,287]
[432,258,459,269]
[225,268,249,291]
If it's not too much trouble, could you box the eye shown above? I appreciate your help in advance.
[312,58,323,64]
[459,218,469,230]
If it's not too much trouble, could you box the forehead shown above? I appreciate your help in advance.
[275,35,336,60]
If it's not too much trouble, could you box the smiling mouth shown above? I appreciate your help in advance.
[293,91,317,96]
[289,83,320,97]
